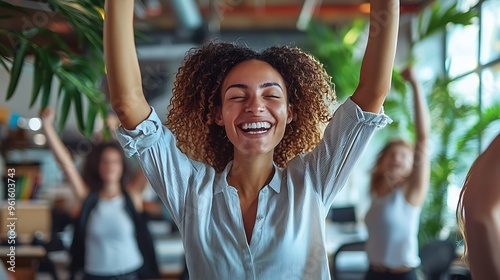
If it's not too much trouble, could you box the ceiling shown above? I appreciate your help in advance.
[0,0,434,63]
[0,0,432,145]
[0,0,432,41]
[133,0,433,33]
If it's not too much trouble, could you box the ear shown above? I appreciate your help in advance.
[215,107,224,126]
[286,104,293,124]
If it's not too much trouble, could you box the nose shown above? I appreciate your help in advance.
[245,97,265,113]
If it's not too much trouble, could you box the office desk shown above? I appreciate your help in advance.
[325,221,368,254]
[0,245,46,280]
[154,233,185,278]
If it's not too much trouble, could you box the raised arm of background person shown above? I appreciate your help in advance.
[351,0,400,113]
[461,133,500,280]
[40,107,88,200]
[104,0,151,129]
[401,67,430,206]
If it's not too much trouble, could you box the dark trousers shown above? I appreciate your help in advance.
[83,270,138,280]
[364,267,419,280]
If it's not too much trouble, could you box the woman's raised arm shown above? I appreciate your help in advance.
[351,0,400,113]
[104,0,151,129]
[402,67,431,206]
[40,107,88,200]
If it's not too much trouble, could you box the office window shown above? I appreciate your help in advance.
[482,64,500,105]
[482,121,500,149]
[481,0,500,64]
[460,0,479,9]
[448,72,481,157]
[449,72,480,106]
[447,22,479,78]
[444,0,500,228]
[481,63,500,148]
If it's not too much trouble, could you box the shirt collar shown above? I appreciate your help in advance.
[268,162,282,193]
[214,161,233,195]
[213,161,282,195]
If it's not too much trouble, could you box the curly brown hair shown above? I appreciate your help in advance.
[165,41,336,172]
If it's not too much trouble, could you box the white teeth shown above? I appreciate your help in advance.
[247,131,264,134]
[241,122,271,130]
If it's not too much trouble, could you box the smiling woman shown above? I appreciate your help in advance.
[104,0,400,279]
[165,43,335,172]
[215,60,293,164]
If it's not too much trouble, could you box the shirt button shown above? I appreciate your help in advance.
[262,188,268,194]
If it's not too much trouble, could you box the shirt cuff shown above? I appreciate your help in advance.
[115,107,162,158]
[343,97,393,128]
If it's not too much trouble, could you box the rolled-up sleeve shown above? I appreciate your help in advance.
[116,108,163,158]
[341,97,392,129]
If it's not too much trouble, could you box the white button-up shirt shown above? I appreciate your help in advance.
[116,98,391,280]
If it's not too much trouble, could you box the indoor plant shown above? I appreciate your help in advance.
[0,0,108,137]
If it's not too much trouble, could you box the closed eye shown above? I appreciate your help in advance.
[264,96,281,100]
[228,95,246,100]
[264,91,283,99]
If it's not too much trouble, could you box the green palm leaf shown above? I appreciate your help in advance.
[58,90,73,133]
[85,104,99,138]
[456,104,500,151]
[6,37,29,100]
[418,2,477,42]
[0,55,8,71]
[73,89,85,132]
[29,47,44,107]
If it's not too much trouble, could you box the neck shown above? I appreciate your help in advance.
[372,173,404,196]
[100,182,122,199]
[229,153,274,198]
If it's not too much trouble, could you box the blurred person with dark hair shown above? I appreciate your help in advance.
[40,108,159,280]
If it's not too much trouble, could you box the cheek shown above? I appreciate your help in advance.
[274,104,291,123]
[113,163,123,174]
[405,157,414,169]
[220,104,238,123]
[379,156,391,168]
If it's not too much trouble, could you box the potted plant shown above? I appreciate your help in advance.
[0,0,108,138]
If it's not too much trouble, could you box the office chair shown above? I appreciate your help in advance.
[331,241,368,280]
[419,239,457,280]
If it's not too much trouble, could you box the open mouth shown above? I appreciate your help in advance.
[240,121,272,134]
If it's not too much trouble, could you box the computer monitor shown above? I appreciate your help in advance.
[329,206,356,224]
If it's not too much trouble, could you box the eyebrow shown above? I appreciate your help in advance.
[225,82,283,93]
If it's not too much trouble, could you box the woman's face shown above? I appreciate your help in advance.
[379,144,413,180]
[98,148,123,185]
[216,59,293,158]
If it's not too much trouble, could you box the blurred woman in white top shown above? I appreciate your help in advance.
[364,67,431,280]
